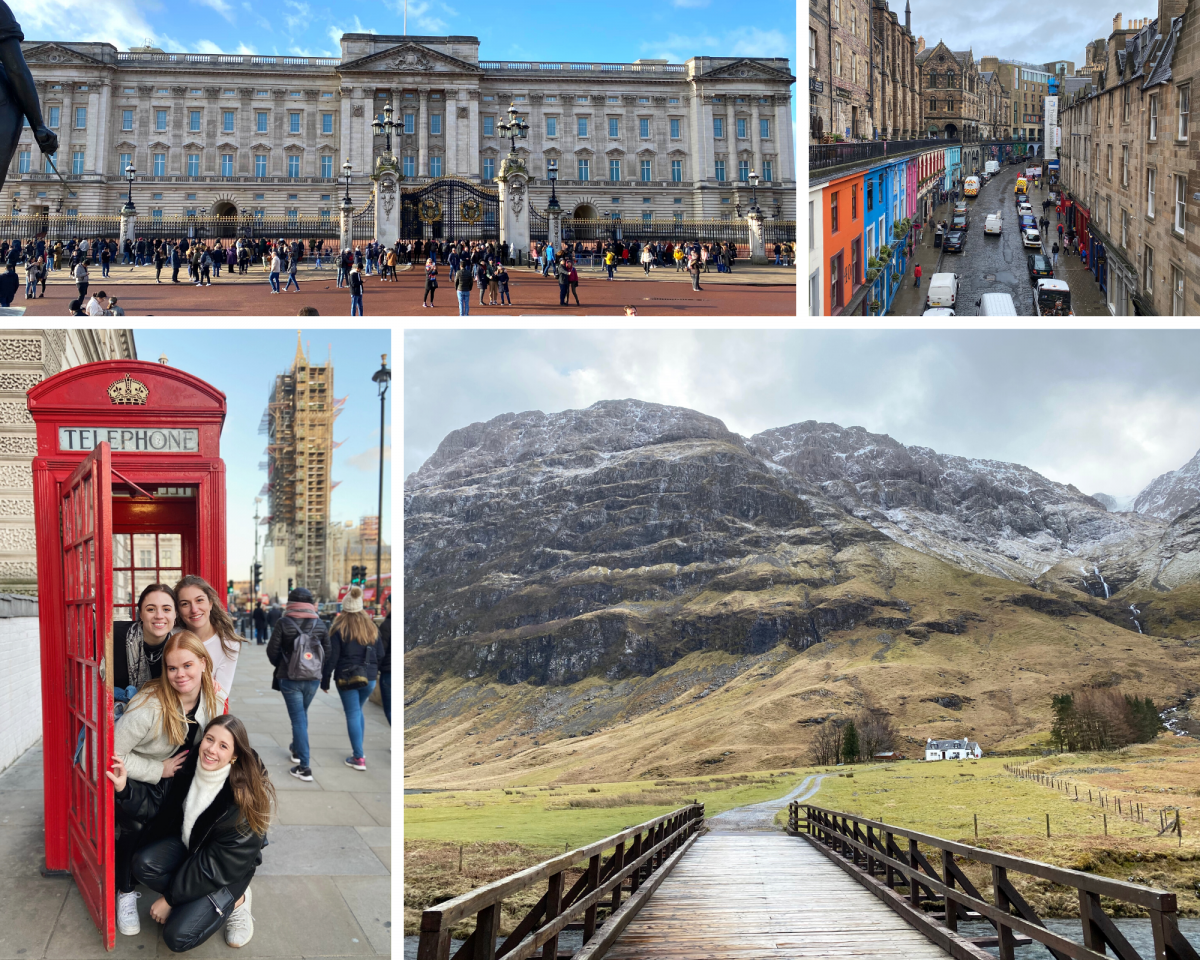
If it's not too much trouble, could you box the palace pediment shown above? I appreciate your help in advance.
[24,42,108,67]
[698,58,795,82]
[338,41,483,75]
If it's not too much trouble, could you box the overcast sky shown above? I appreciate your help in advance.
[904,0,1121,68]
[404,330,1200,500]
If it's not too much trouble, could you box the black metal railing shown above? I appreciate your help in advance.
[810,137,961,172]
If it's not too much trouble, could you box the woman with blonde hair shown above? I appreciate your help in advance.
[107,714,275,950]
[320,586,379,771]
[175,574,246,696]
[112,631,227,935]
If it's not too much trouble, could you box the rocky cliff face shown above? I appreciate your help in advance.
[747,420,1162,581]
[1134,447,1200,521]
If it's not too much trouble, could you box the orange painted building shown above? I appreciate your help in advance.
[821,169,866,315]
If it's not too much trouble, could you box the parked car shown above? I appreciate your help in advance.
[951,213,969,232]
[985,213,1003,234]
[1018,202,1035,218]
[1019,215,1038,232]
[1022,227,1043,249]
[925,272,960,308]
[1035,278,1073,315]
[944,230,966,252]
[1027,253,1054,281]
[954,201,969,216]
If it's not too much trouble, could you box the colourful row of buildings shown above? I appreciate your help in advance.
[808,139,1040,315]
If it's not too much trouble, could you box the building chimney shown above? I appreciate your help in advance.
[905,0,911,31]
[917,35,925,53]
[1113,12,1122,31]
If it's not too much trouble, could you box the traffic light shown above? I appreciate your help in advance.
[350,565,365,585]
[227,580,234,592]
[287,577,294,592]
[253,562,262,591]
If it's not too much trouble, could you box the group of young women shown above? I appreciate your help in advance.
[107,576,386,951]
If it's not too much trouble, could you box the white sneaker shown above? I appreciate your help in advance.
[117,890,141,935]
[225,886,253,948]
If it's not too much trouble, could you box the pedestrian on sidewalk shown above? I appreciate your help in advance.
[454,259,472,315]
[284,253,299,292]
[1058,223,1064,244]
[349,264,365,316]
[556,256,572,305]
[497,263,512,306]
[687,253,702,292]
[641,245,653,274]
[422,257,438,308]
[253,603,267,645]
[106,714,272,949]
[267,587,330,782]
[176,575,246,697]
[320,586,379,771]
[377,595,391,725]
[568,260,580,305]
[75,258,89,301]
[268,249,281,294]
[1051,241,1060,267]
[914,263,922,288]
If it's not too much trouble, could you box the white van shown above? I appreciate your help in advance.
[925,273,959,309]
[976,292,1017,315]
[985,160,1000,175]
[985,213,1003,235]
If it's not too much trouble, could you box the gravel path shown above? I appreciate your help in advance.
[705,774,830,833]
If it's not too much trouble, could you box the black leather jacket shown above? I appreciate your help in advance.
[266,615,331,691]
[114,749,266,907]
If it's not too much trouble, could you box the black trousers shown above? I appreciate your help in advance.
[132,838,252,954]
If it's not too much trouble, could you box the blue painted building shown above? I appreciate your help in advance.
[944,144,962,192]
[862,156,911,315]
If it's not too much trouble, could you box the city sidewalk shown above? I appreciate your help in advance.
[1024,178,1110,316]
[511,261,797,286]
[0,643,392,958]
[887,194,954,316]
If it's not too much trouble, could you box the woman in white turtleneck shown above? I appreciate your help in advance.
[107,715,275,953]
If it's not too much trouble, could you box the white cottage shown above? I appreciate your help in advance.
[925,738,982,761]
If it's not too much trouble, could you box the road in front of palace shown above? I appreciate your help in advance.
[17,264,796,317]
[893,163,1108,317]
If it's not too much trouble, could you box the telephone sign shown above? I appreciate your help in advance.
[58,427,200,452]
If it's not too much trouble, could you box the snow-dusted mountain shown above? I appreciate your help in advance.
[1134,447,1200,521]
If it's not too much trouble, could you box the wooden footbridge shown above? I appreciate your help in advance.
[418,799,1200,960]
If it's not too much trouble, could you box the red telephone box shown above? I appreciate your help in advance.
[27,360,227,950]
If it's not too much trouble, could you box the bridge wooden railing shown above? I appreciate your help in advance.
[789,802,1199,960]
[418,803,705,960]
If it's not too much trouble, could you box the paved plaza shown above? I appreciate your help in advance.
[14,262,797,317]
[0,642,392,958]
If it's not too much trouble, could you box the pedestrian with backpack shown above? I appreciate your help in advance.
[320,586,379,770]
[266,587,330,782]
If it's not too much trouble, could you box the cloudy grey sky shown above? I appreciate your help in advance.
[904,0,1124,68]
[404,330,1200,500]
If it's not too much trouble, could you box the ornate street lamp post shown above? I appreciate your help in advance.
[546,161,560,213]
[124,162,137,213]
[370,354,391,615]
[748,170,761,213]
[372,102,402,160]
[497,103,529,157]
[341,160,353,209]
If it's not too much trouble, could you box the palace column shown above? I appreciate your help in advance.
[750,99,764,179]
[445,89,459,175]
[418,87,429,176]
[467,90,480,178]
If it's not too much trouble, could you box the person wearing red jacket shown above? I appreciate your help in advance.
[913,263,923,288]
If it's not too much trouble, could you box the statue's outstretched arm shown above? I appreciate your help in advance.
[0,38,57,155]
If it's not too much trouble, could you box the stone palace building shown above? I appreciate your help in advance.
[8,34,796,225]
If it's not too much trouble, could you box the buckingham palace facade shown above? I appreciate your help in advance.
[10,34,796,225]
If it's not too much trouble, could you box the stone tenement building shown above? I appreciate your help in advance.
[917,41,983,138]
[977,71,1013,139]
[979,57,1054,140]
[810,0,918,140]
[870,0,921,139]
[1058,6,1198,315]
[9,35,795,223]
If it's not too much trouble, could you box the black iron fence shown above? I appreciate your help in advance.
[764,220,797,243]
[0,214,123,242]
[561,217,750,244]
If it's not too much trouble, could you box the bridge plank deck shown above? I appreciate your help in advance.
[605,833,950,959]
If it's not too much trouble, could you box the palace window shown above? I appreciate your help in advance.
[404,113,414,134]
[671,159,682,181]
[739,159,749,181]
[322,113,333,134]
[18,150,29,173]
[122,109,133,131]
[320,155,333,178]
[430,113,442,135]
[610,159,621,180]
[75,107,87,128]
[578,116,588,137]
[221,154,233,176]
[714,117,724,138]
[609,118,619,137]
[189,109,200,132]
[287,155,300,177]
[763,161,773,182]
[483,157,494,180]
[256,112,268,133]
[641,159,652,181]
[154,153,166,176]
[430,156,442,176]
[640,117,650,138]
[714,159,726,181]
[403,156,415,177]
[289,112,301,134]
[187,154,199,176]
[49,106,59,128]
[546,116,556,136]
[670,118,681,139]
[578,158,590,180]
[737,117,747,138]
[483,116,494,136]
[255,155,267,177]
[761,118,770,139]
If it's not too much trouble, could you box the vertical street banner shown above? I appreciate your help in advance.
[1044,96,1059,169]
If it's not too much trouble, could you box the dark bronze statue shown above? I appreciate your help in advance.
[0,0,58,193]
